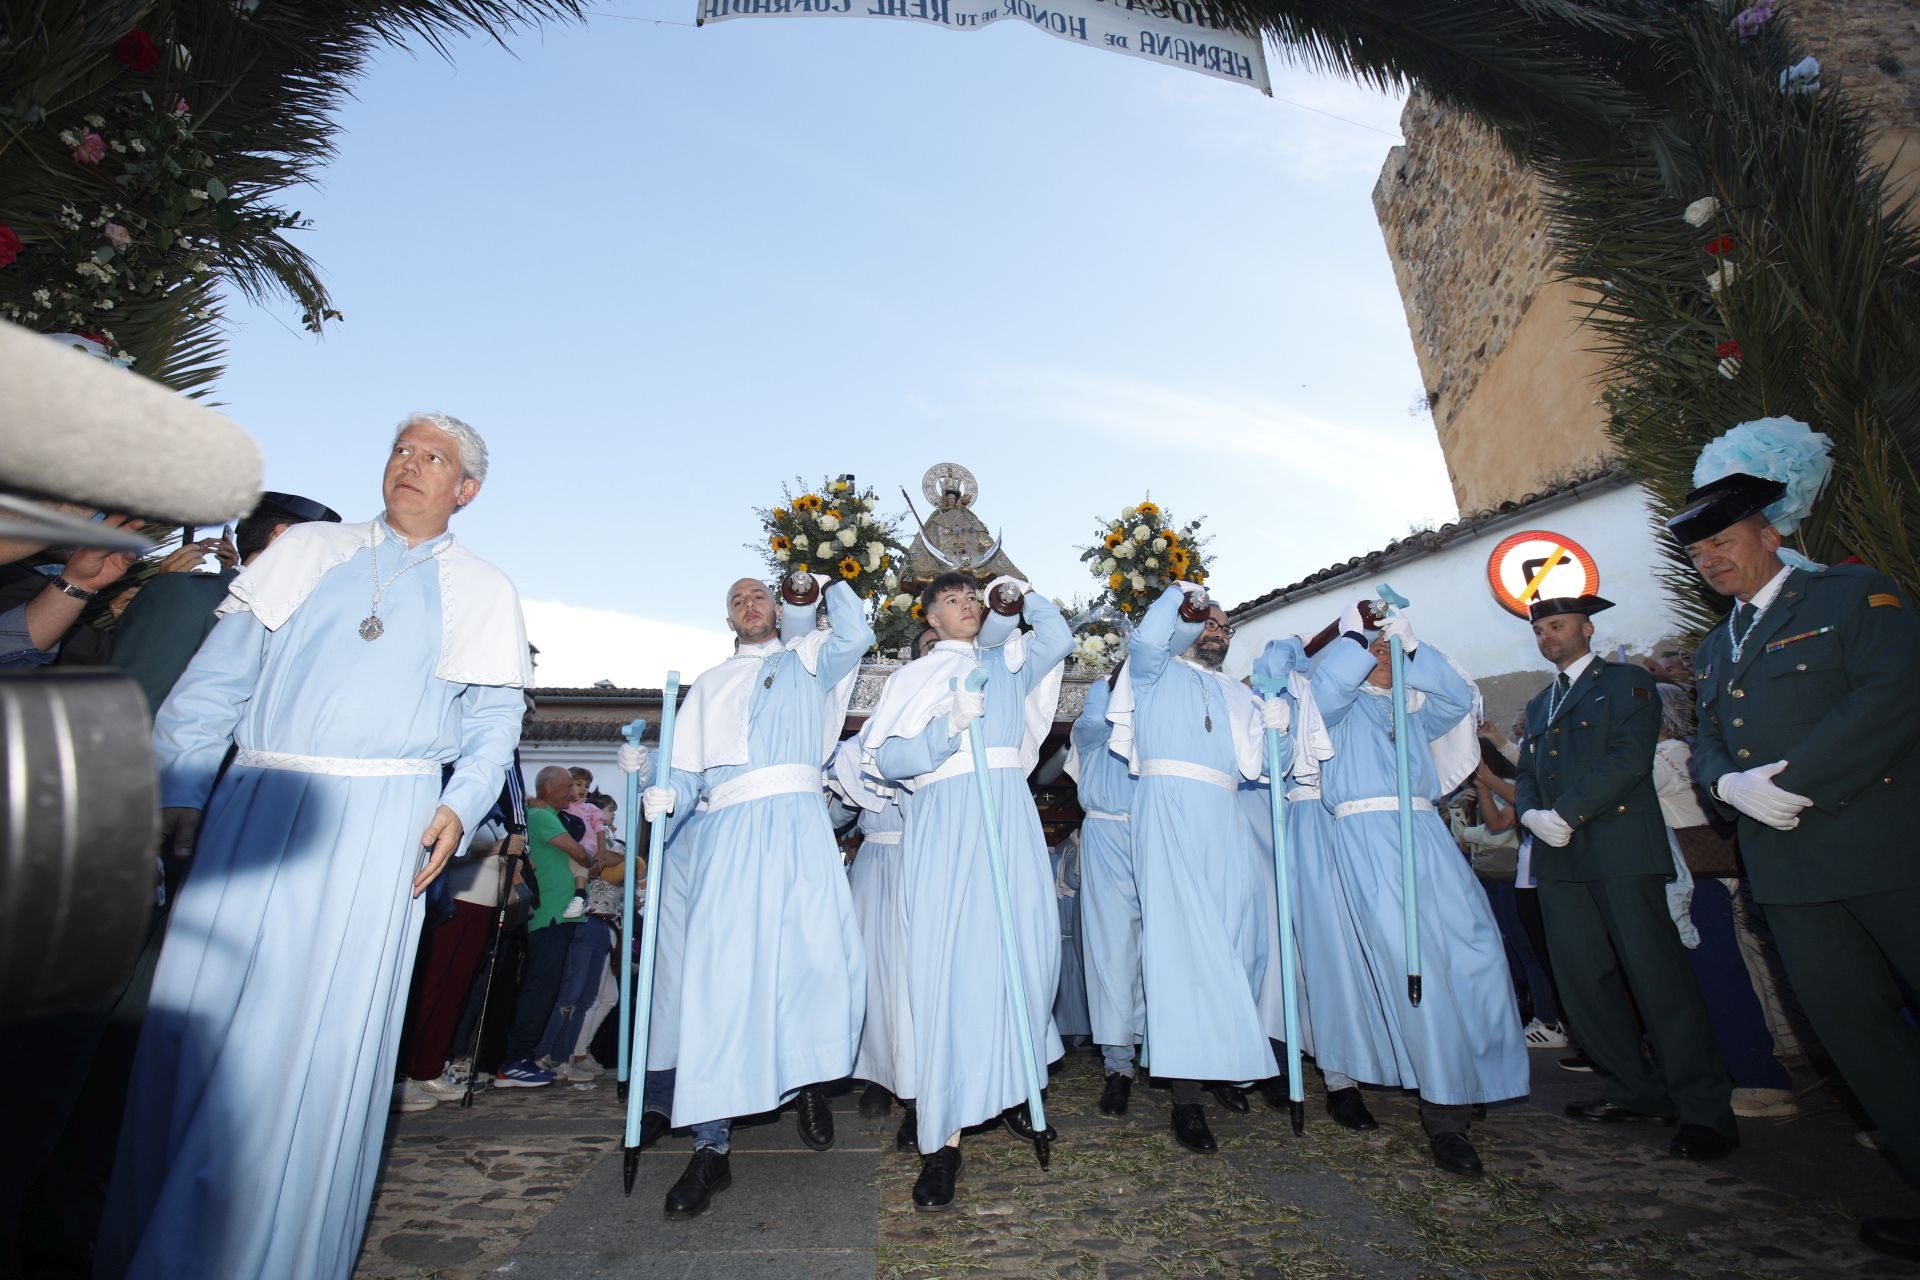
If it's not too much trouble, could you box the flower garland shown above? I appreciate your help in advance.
[751,475,915,655]
[1076,498,1212,619]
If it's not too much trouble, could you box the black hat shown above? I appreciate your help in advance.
[1527,594,1613,623]
[1664,473,1786,546]
[253,490,341,524]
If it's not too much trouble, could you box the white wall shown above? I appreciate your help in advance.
[1225,482,1683,682]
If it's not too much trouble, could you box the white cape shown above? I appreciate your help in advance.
[859,632,1064,785]
[672,626,858,773]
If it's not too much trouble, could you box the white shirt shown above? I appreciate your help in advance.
[1741,564,1794,619]
[1554,650,1599,687]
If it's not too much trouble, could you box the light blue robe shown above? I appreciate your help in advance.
[98,523,522,1280]
[870,596,1070,1152]
[1312,639,1529,1105]
[1124,588,1281,1084]
[848,795,914,1098]
[650,590,871,1127]
[1051,836,1091,1040]
[1072,681,1143,1052]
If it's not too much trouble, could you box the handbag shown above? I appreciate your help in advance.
[1673,824,1741,878]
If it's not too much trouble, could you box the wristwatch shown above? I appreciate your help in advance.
[51,576,97,601]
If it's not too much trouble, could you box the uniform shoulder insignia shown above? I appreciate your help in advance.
[1869,592,1902,609]
[1632,686,1653,700]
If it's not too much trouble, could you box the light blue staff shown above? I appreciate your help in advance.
[614,716,649,1104]
[1377,582,1421,1007]
[955,667,1051,1169]
[1249,673,1305,1135]
[623,671,680,1194]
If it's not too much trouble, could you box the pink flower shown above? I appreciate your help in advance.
[72,132,107,164]
[0,224,22,268]
[103,223,131,250]
[172,97,190,114]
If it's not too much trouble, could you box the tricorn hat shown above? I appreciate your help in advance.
[1664,473,1787,546]
[252,490,340,524]
[1527,594,1614,623]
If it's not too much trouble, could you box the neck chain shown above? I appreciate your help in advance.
[358,528,439,641]
[1727,601,1764,665]
[1545,669,1576,722]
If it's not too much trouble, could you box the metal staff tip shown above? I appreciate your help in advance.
[622,1147,639,1195]
[1408,975,1423,1006]
[1291,1101,1305,1136]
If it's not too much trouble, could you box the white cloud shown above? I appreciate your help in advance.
[523,598,732,690]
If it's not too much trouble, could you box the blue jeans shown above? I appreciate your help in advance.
[1100,1044,1136,1076]
[504,924,573,1064]
[1687,878,1791,1089]
[534,917,612,1063]
[642,1067,730,1152]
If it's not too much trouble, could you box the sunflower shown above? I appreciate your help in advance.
[1136,500,1160,518]
[837,555,861,580]
[1168,546,1191,570]
[1103,531,1123,549]
[826,509,844,523]
[770,534,791,552]
[880,554,892,570]
[1118,600,1133,613]
[1108,571,1125,590]
[794,493,824,512]
[1169,565,1187,581]
[1162,527,1180,547]
[910,601,925,620]
[1190,569,1206,585]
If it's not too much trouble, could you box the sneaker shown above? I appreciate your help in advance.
[1523,1019,1569,1050]
[1558,1053,1596,1073]
[562,893,587,920]
[495,1059,555,1089]
[559,1056,602,1082]
[392,1079,440,1112]
[419,1068,471,1100]
[1731,1087,1800,1118]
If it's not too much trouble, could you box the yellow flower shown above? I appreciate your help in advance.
[772,507,789,521]
[1108,571,1125,590]
[1168,546,1191,569]
[1170,565,1187,581]
[1118,600,1133,613]
[1162,528,1180,547]
[1103,532,1123,549]
[770,534,791,552]
[880,554,892,569]
[797,562,810,573]
[1137,500,1160,518]
[837,556,861,580]
[826,509,843,523]
[795,493,823,512]
[910,601,925,620]
[831,479,849,492]
[1190,569,1206,585]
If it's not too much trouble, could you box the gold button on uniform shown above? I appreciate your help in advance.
[1616,804,1627,813]
[1732,718,1744,727]
[1549,749,1559,757]
[1732,689,1746,699]
[1796,663,1807,672]
[1738,748,1752,760]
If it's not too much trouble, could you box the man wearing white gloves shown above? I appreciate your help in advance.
[1104,583,1288,1154]
[620,574,869,1220]
[1513,595,1735,1160]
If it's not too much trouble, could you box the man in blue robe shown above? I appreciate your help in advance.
[1312,602,1529,1177]
[635,574,870,1219]
[1108,584,1288,1153]
[863,571,1070,1212]
[1069,670,1142,1116]
[98,414,529,1280]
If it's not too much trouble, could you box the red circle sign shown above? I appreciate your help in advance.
[1486,530,1600,619]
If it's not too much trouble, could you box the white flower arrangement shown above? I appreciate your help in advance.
[1078,497,1212,620]
[837,528,857,548]
[1682,197,1720,227]
[754,476,910,654]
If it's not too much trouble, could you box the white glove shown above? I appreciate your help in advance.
[1716,761,1812,831]
[642,786,676,822]
[1520,808,1573,847]
[985,574,1032,599]
[948,687,986,735]
[616,744,650,775]
[1176,579,1207,598]
[1338,598,1372,637]
[1259,698,1291,732]
[1378,611,1418,654]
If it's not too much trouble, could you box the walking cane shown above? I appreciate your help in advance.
[1249,673,1305,1135]
[615,717,650,1104]
[622,672,680,1194]
[955,667,1051,1170]
[1377,582,1422,1007]
[460,830,523,1109]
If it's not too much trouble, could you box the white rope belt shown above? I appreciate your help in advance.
[860,830,902,846]
[1138,758,1236,791]
[702,763,824,813]
[1082,809,1130,823]
[1333,795,1436,820]
[1285,787,1320,804]
[918,745,1025,788]
[232,748,438,777]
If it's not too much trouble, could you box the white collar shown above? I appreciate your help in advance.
[1741,564,1795,617]
[735,637,782,659]
[1555,651,1598,685]
[375,516,452,554]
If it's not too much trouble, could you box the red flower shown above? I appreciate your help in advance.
[115,29,162,73]
[0,224,21,268]
[1704,235,1737,257]
[72,131,106,164]
[172,97,190,114]
[1716,339,1743,359]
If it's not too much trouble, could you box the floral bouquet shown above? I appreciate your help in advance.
[1077,499,1212,619]
[752,475,915,655]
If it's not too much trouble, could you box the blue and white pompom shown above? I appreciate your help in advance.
[1695,416,1833,570]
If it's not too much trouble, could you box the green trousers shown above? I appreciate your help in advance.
[1764,886,1920,1183]
[1537,874,1736,1136]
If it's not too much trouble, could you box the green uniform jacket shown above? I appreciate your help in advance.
[1693,563,1920,905]
[1514,657,1671,883]
[110,569,235,715]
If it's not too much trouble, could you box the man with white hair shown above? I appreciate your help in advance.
[98,413,529,1280]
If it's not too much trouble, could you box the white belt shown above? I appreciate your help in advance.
[1082,809,1130,823]
[702,763,824,813]
[1139,758,1236,791]
[918,745,1024,787]
[1333,795,1435,820]
[860,830,902,846]
[233,748,438,778]
[1285,787,1320,804]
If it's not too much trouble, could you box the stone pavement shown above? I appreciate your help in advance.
[356,1049,1920,1279]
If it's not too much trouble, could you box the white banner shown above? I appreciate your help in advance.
[694,0,1271,94]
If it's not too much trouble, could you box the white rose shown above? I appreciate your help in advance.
[894,593,914,611]
[1152,538,1167,553]
[819,514,840,532]
[884,572,898,590]
[1146,557,1159,569]
[1100,557,1117,574]
[793,535,810,552]
[1130,573,1147,592]
[775,548,791,563]
[1121,506,1137,521]
[1114,542,1134,559]
[1131,525,1150,543]
[837,528,857,548]
[1681,196,1720,227]
[866,541,885,561]
[1085,635,1107,651]
[1706,262,1737,293]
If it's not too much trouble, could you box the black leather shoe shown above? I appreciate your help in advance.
[795,1085,834,1150]
[1325,1087,1378,1132]
[1564,1098,1674,1124]
[1258,1076,1290,1111]
[859,1082,892,1118]
[1099,1073,1132,1116]
[911,1146,962,1212]
[895,1105,918,1152]
[1429,1132,1484,1177]
[1171,1103,1217,1154]
[1669,1124,1738,1160]
[1004,1099,1058,1143]
[1859,1217,1920,1262]
[663,1147,731,1219]
[1207,1083,1250,1112]
[638,1109,670,1152]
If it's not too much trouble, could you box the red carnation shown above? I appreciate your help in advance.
[72,131,106,164]
[114,29,162,73]
[1716,339,1743,359]
[1704,235,1737,257]
[0,224,21,268]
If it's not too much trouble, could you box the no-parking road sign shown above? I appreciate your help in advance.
[1486,530,1599,619]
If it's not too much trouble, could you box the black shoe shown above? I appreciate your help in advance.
[638,1109,670,1152]
[795,1085,834,1150]
[1669,1124,1738,1160]
[663,1147,731,1219]
[1565,1098,1675,1124]
[859,1082,893,1118]
[1099,1073,1132,1116]
[1258,1076,1290,1111]
[1207,1083,1251,1112]
[1171,1103,1217,1154]
[911,1146,962,1212]
[895,1105,918,1152]
[1004,1099,1057,1144]
[1470,1103,1487,1121]
[1558,1053,1596,1073]
[1325,1087,1378,1132]
[1429,1131,1484,1177]
[1859,1217,1920,1262]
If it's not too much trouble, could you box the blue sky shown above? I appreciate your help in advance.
[209,3,1457,686]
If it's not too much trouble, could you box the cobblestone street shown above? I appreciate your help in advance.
[356,1048,1919,1278]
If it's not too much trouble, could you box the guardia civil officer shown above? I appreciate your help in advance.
[1514,595,1736,1160]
